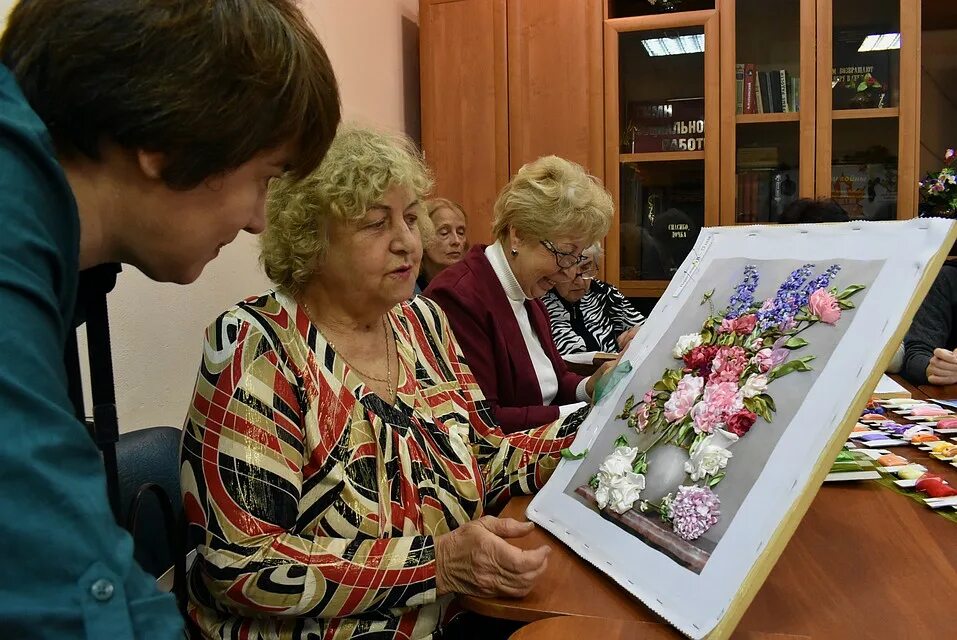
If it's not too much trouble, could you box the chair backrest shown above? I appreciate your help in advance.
[115,426,183,578]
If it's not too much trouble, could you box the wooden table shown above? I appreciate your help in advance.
[464,377,957,638]
[509,617,811,640]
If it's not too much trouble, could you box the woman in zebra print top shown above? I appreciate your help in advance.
[543,245,645,355]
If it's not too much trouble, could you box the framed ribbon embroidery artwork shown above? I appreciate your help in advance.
[529,218,957,639]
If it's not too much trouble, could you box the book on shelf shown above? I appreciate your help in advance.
[743,64,756,114]
[738,65,799,114]
[736,64,745,114]
[790,76,800,112]
[736,170,774,223]
[736,146,779,169]
[778,70,789,113]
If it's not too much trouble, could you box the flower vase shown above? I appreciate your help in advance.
[640,443,690,504]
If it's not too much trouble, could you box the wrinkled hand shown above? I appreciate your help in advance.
[926,347,957,385]
[585,356,621,400]
[435,516,550,599]
[616,325,640,351]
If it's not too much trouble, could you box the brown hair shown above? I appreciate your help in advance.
[0,0,340,188]
[778,198,850,224]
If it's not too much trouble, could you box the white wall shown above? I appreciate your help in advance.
[4,0,421,431]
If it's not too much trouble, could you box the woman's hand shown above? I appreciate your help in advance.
[435,516,550,598]
[585,356,621,400]
[616,325,640,351]
[926,347,957,385]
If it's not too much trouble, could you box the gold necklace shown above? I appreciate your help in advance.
[300,298,396,401]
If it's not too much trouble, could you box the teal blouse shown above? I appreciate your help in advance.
[0,65,181,638]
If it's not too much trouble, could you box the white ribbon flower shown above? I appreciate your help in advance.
[684,429,739,481]
[595,446,646,514]
[672,332,703,359]
[598,446,639,476]
[595,472,646,514]
[740,373,769,399]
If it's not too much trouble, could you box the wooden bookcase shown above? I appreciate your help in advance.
[603,10,721,298]
[420,0,923,299]
[721,0,921,227]
[419,0,604,249]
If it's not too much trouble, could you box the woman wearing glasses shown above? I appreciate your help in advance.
[424,156,615,433]
[543,244,645,355]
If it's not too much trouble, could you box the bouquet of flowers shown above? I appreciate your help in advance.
[591,264,864,541]
[919,148,957,215]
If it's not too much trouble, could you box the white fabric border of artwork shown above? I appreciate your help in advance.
[527,218,955,639]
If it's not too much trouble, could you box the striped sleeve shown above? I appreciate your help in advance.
[542,291,588,355]
[601,281,645,333]
[181,311,437,620]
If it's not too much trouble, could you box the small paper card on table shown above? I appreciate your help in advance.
[862,438,907,448]
[925,496,957,508]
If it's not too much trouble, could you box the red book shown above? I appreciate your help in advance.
[743,64,757,114]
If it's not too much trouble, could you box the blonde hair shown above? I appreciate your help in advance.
[426,197,467,222]
[261,125,433,292]
[491,155,613,247]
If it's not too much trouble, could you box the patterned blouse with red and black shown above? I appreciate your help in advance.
[180,291,586,639]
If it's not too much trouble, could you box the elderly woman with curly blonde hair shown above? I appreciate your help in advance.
[424,157,615,433]
[180,126,589,640]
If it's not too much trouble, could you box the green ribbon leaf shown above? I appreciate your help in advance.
[561,448,588,460]
[784,337,809,349]
[836,284,865,300]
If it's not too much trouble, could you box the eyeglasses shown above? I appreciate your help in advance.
[540,239,588,269]
[577,262,599,280]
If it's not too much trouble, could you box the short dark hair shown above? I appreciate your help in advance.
[1,0,340,188]
[778,198,850,224]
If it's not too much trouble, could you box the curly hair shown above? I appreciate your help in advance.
[491,155,613,247]
[261,126,433,292]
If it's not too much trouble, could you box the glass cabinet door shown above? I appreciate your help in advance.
[817,0,919,218]
[605,11,719,298]
[721,0,815,225]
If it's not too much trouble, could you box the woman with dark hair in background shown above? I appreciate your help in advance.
[778,198,850,224]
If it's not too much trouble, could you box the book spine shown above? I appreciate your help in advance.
[736,63,745,114]
[743,64,756,114]
[763,71,781,113]
[755,70,765,113]
[779,70,790,112]
[791,76,800,112]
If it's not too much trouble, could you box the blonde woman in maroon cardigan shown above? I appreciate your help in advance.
[425,156,615,433]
